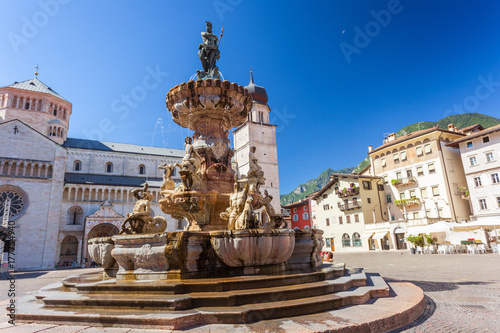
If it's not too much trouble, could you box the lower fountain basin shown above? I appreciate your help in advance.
[87,236,118,277]
[210,229,295,267]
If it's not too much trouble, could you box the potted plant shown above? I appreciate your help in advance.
[424,233,437,245]
[405,235,424,254]
[457,186,470,199]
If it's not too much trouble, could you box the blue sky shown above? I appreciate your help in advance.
[1,0,500,194]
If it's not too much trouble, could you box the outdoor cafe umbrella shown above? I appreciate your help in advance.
[406,221,457,235]
[453,220,500,240]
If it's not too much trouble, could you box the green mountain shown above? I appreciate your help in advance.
[281,113,500,206]
[280,167,355,206]
[354,112,500,171]
[352,156,370,174]
[396,113,500,138]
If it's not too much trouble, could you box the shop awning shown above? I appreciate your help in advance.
[372,231,389,240]
[360,232,375,239]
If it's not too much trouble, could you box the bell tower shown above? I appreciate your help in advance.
[233,71,280,212]
[0,69,71,145]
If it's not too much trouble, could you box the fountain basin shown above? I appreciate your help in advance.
[87,237,118,277]
[210,229,295,268]
[111,233,170,280]
[166,79,253,133]
[287,228,325,271]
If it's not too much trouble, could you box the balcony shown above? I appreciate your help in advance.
[336,187,360,198]
[338,201,362,211]
[391,177,417,188]
[395,197,420,208]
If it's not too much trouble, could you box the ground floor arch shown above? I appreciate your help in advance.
[59,235,79,267]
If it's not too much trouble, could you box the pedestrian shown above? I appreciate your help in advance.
[84,257,88,268]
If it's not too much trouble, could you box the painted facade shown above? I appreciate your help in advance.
[313,174,387,253]
[282,199,312,229]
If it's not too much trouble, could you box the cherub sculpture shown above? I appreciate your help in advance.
[261,190,284,228]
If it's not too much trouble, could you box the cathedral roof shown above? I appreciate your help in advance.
[2,78,68,102]
[64,173,170,188]
[244,71,268,105]
[63,138,184,158]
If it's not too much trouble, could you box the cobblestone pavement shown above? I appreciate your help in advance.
[332,251,500,333]
[1,252,499,332]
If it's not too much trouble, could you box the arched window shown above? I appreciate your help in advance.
[67,206,83,225]
[352,232,362,247]
[303,212,309,220]
[53,109,57,116]
[25,102,30,110]
[139,164,145,175]
[292,214,298,221]
[74,160,82,171]
[105,162,113,173]
[342,233,351,247]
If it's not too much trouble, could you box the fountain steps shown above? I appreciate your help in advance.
[62,262,347,295]
[39,267,372,311]
[18,267,391,330]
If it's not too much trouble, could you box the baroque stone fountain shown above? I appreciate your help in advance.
[17,23,424,331]
[87,21,323,281]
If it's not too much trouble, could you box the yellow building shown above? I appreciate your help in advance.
[313,173,387,252]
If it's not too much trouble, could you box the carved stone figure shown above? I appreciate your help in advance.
[248,146,262,178]
[235,194,255,230]
[245,146,266,193]
[120,184,167,234]
[221,179,250,229]
[176,137,203,191]
[197,21,221,79]
[220,147,269,230]
[261,190,284,228]
[158,163,176,195]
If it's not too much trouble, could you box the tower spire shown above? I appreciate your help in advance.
[34,64,41,78]
[249,68,254,84]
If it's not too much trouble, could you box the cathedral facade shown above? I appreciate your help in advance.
[0,73,280,271]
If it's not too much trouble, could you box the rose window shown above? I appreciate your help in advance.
[0,186,28,220]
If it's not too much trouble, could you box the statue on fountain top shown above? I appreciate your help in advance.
[197,21,222,80]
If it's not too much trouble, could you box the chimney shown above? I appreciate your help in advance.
[368,145,373,152]
[387,133,396,142]
[448,123,456,132]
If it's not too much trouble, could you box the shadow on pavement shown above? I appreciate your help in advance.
[1,271,48,280]
[384,278,492,292]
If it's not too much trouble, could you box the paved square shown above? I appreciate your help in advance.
[1,251,499,332]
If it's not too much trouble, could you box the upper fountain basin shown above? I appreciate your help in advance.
[166,79,253,132]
